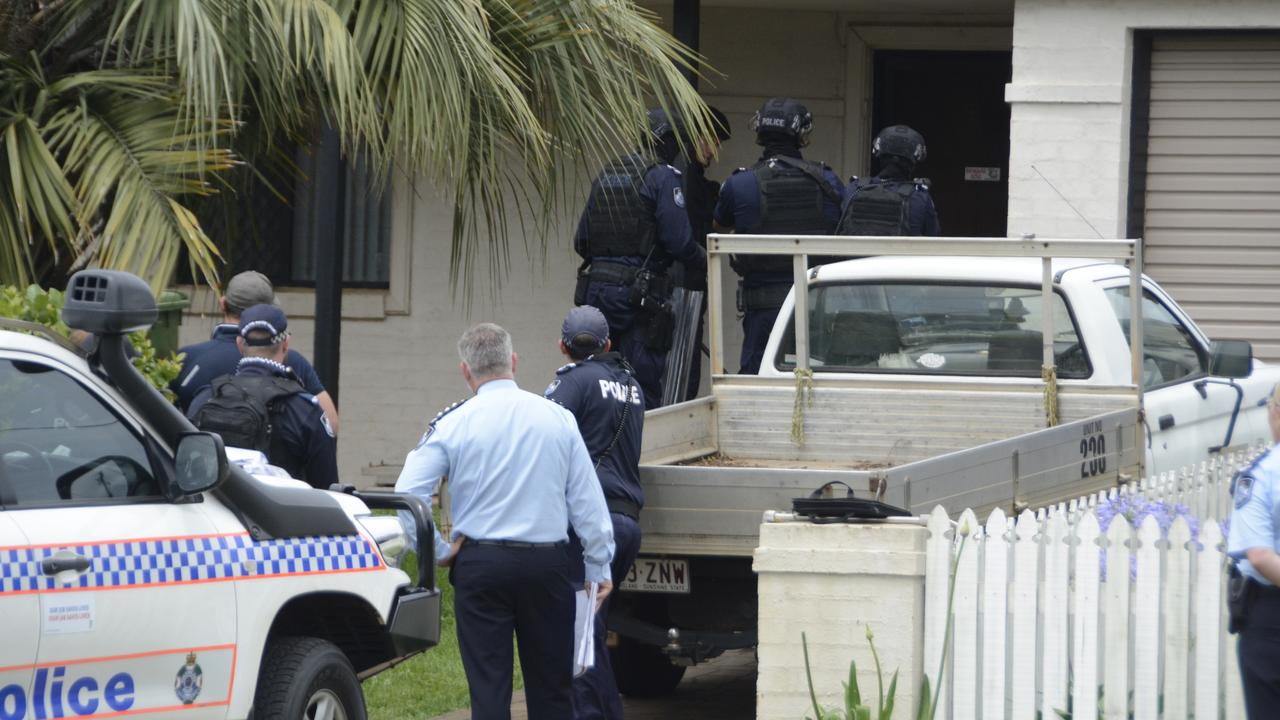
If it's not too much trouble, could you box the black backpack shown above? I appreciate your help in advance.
[192,374,305,455]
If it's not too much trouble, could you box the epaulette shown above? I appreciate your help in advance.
[413,397,468,449]
[664,163,683,176]
[429,398,469,428]
[555,362,580,375]
[733,167,749,175]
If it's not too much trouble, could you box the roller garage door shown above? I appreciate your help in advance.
[1140,33,1280,360]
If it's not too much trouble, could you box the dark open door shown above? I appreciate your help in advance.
[872,50,1012,238]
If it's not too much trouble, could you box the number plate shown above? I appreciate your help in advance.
[621,557,690,594]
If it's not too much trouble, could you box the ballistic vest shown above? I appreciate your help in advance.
[580,154,660,259]
[733,156,838,275]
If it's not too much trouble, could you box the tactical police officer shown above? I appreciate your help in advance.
[713,97,844,375]
[1228,383,1280,716]
[837,125,941,238]
[545,306,645,719]
[574,109,707,409]
[396,323,615,720]
[187,304,338,489]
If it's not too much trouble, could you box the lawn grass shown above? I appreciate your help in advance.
[362,539,523,718]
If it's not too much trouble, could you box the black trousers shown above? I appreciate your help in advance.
[453,543,574,720]
[1240,588,1280,718]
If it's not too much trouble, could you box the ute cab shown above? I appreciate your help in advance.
[0,271,438,719]
[758,255,1275,475]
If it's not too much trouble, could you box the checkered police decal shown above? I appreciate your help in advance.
[0,533,382,595]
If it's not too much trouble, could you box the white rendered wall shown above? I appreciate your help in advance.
[1006,0,1280,240]
[754,521,929,720]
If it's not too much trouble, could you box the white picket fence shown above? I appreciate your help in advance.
[921,445,1264,720]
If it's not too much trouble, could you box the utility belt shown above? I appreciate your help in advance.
[576,262,676,354]
[1228,566,1280,633]
[463,538,568,549]
[586,263,673,298]
[606,496,641,521]
[737,281,792,312]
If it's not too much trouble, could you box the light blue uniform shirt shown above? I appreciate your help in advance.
[1228,445,1280,586]
[395,378,615,583]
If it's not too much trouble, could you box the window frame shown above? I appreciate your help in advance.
[0,351,175,511]
[771,279,1095,380]
[1100,282,1211,392]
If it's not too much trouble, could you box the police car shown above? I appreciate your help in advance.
[0,271,439,719]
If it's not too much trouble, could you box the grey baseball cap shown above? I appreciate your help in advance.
[224,271,275,311]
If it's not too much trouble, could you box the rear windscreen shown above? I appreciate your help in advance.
[773,282,1091,378]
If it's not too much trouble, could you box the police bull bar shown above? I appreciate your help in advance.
[334,487,442,657]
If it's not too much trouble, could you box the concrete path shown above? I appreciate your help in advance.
[428,649,756,720]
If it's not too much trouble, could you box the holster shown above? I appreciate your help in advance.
[639,303,675,353]
[1228,563,1254,634]
[573,260,591,305]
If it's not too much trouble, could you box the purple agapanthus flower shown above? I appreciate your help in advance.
[1095,494,1200,581]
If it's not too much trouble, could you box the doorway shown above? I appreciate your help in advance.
[872,50,1012,237]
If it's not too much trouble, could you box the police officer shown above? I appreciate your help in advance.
[675,107,731,399]
[837,125,941,238]
[396,323,615,720]
[574,109,707,409]
[172,270,339,433]
[713,97,844,375]
[544,306,645,719]
[1228,383,1280,717]
[186,305,338,489]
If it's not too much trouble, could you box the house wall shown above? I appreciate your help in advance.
[1005,0,1280,240]
[180,6,852,486]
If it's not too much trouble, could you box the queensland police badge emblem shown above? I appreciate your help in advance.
[174,652,204,704]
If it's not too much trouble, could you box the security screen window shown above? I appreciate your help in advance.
[774,282,1091,378]
[0,359,161,505]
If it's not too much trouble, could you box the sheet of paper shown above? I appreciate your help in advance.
[574,582,598,677]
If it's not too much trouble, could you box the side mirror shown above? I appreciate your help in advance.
[1210,340,1252,379]
[174,432,228,496]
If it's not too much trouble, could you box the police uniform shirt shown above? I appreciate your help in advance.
[186,357,338,489]
[172,324,325,411]
[544,353,645,510]
[1229,447,1280,586]
[395,379,616,582]
[842,176,942,237]
[573,160,706,275]
[713,156,845,235]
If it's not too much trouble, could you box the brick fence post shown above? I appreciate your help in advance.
[753,521,929,719]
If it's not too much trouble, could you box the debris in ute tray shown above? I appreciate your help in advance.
[675,453,891,470]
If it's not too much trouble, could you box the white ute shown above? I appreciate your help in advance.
[606,235,1279,695]
[0,271,439,720]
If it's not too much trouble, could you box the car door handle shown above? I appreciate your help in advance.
[41,555,91,575]
[1158,414,1175,430]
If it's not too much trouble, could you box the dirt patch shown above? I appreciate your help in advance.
[674,452,891,471]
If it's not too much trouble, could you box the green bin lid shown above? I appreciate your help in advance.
[156,290,190,311]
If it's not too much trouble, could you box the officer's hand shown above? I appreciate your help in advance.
[590,580,613,613]
[438,535,466,567]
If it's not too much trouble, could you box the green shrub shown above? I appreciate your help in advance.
[0,284,183,399]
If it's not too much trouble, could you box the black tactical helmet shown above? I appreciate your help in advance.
[647,108,675,142]
[750,97,813,147]
[872,125,927,165]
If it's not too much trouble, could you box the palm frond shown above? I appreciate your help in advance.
[51,93,234,291]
